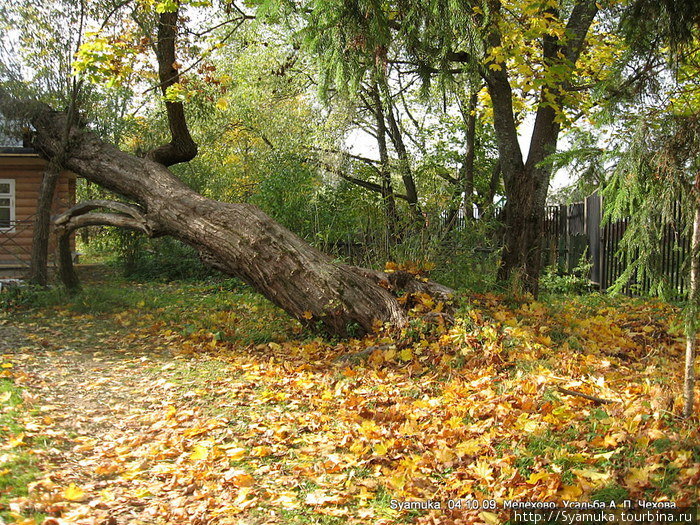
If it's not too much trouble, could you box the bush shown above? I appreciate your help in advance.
[540,253,594,295]
[114,233,219,282]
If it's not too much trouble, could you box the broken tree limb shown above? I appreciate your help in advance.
[556,386,614,405]
[349,267,455,304]
[54,200,149,225]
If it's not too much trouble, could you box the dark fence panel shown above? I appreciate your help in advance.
[543,195,600,280]
[546,193,689,296]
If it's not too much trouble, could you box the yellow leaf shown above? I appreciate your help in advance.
[1,363,13,369]
[224,469,254,487]
[302,311,313,320]
[515,413,540,433]
[216,98,229,110]
[624,466,651,487]
[165,405,177,420]
[434,447,455,463]
[480,511,500,525]
[592,449,617,461]
[527,471,551,484]
[305,489,344,505]
[189,444,209,461]
[455,439,482,457]
[250,446,272,457]
[374,439,394,456]
[270,490,299,509]
[226,447,247,460]
[63,483,86,502]
[671,450,692,468]
[0,391,11,403]
[558,484,583,499]
[472,460,494,481]
[8,433,25,448]
[571,468,611,482]
[399,348,413,361]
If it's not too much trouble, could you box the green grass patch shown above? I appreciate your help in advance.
[0,376,46,522]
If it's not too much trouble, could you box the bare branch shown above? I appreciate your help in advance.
[54,200,157,236]
[54,200,147,225]
[55,211,157,236]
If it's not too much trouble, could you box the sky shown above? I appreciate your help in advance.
[346,111,574,201]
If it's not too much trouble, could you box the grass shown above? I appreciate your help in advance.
[0,375,46,523]
[2,271,300,346]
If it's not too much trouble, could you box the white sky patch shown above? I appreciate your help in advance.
[345,109,574,195]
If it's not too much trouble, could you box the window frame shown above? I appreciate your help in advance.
[0,178,16,232]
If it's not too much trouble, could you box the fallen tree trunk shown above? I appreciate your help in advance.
[28,108,451,336]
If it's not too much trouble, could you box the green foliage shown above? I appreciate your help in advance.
[0,378,45,522]
[114,233,219,282]
[401,223,501,292]
[540,253,594,295]
[590,484,629,503]
[602,113,698,329]
[0,284,47,309]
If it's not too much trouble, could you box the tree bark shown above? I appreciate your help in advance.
[146,10,197,166]
[683,177,700,418]
[27,162,61,285]
[371,81,401,246]
[459,90,478,221]
[378,76,421,220]
[484,0,598,295]
[25,107,451,336]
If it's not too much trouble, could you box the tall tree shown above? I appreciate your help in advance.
[1,0,87,285]
[602,0,700,417]
[300,0,620,293]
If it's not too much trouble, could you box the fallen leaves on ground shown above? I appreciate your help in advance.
[0,284,698,524]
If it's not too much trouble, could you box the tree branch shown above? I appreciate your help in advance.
[55,211,157,236]
[54,200,158,237]
[145,8,198,167]
[54,200,147,224]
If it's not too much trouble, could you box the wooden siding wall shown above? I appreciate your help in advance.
[0,156,75,267]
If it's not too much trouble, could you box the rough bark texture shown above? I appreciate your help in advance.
[371,81,400,245]
[146,10,197,167]
[27,108,453,336]
[460,91,478,221]
[28,162,61,285]
[683,181,700,418]
[483,0,598,294]
[57,232,80,292]
[379,77,421,219]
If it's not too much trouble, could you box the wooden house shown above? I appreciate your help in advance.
[0,127,76,276]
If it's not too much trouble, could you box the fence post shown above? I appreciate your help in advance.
[558,204,568,272]
[585,192,602,287]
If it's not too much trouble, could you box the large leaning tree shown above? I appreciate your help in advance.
[0,2,451,337]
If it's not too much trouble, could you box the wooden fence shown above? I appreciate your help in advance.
[544,194,690,295]
[0,217,34,268]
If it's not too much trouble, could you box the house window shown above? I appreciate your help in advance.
[0,179,15,231]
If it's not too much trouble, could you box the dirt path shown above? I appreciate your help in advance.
[1,320,206,524]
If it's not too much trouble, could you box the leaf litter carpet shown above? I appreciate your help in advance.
[0,292,699,525]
